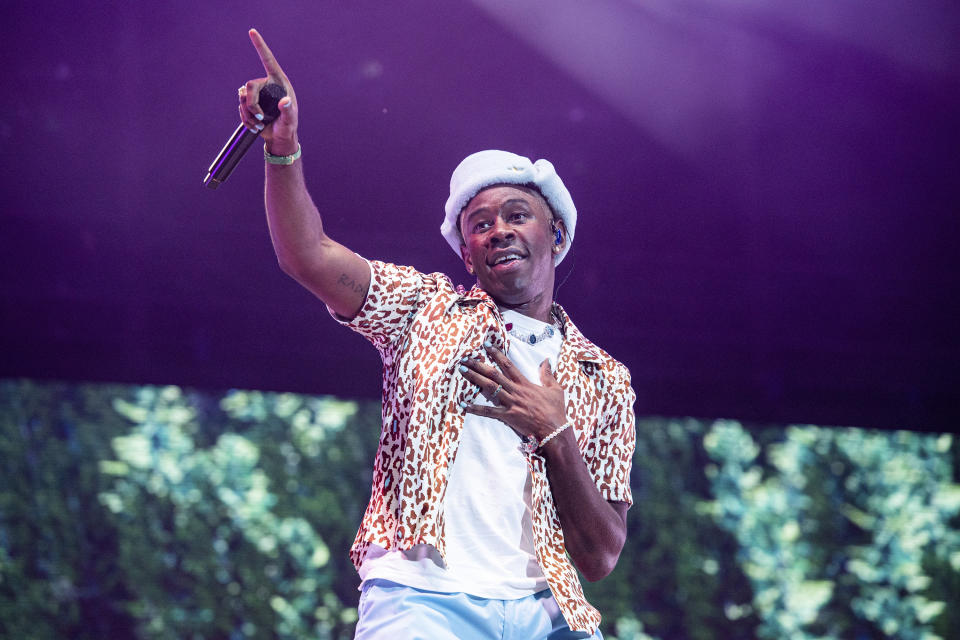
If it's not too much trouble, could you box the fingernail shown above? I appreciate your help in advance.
[483,340,492,348]
[255,113,264,121]
[247,127,259,134]
[255,123,265,131]
[458,365,467,373]
[459,401,468,409]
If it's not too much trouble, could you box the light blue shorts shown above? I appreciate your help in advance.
[353,579,603,640]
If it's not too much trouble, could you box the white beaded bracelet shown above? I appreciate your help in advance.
[539,422,572,449]
[264,143,302,165]
[519,422,572,454]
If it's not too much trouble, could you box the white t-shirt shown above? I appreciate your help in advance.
[358,309,562,598]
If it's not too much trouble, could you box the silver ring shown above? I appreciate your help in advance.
[490,384,503,402]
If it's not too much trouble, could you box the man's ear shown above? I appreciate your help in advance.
[552,219,568,254]
[460,244,475,275]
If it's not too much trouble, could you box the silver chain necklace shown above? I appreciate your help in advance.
[505,315,561,345]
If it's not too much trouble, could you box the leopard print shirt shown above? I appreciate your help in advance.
[331,260,636,633]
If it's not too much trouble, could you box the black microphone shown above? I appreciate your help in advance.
[204,83,287,189]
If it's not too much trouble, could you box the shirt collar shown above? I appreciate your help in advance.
[456,285,602,364]
[551,302,602,364]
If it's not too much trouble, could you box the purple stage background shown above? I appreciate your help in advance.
[1,1,957,431]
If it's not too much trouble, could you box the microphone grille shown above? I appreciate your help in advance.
[258,83,287,121]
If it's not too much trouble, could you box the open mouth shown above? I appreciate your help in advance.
[489,252,526,269]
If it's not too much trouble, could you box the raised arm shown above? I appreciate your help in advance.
[239,29,369,319]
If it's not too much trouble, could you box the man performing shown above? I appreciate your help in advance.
[238,29,636,640]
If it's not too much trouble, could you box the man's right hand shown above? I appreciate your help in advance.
[246,28,371,320]
[239,29,299,156]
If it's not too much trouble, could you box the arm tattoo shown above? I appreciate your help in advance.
[337,273,367,294]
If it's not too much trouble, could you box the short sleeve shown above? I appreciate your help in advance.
[328,259,437,351]
[584,363,636,505]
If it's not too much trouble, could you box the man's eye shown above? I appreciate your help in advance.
[510,212,528,221]
[473,221,491,233]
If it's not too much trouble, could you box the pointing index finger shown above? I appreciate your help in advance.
[248,28,286,78]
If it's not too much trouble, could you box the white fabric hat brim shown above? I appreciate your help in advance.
[441,150,577,265]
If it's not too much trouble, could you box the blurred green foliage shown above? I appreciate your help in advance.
[1,380,380,639]
[587,418,761,640]
[700,421,960,640]
[1,379,957,639]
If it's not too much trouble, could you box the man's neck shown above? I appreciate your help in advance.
[495,296,555,324]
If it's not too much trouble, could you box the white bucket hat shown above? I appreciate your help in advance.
[441,150,577,265]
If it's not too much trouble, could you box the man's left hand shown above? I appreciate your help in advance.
[459,344,566,443]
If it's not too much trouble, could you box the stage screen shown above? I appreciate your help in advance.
[1,379,956,639]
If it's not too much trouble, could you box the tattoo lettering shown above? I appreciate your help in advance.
[337,273,367,294]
